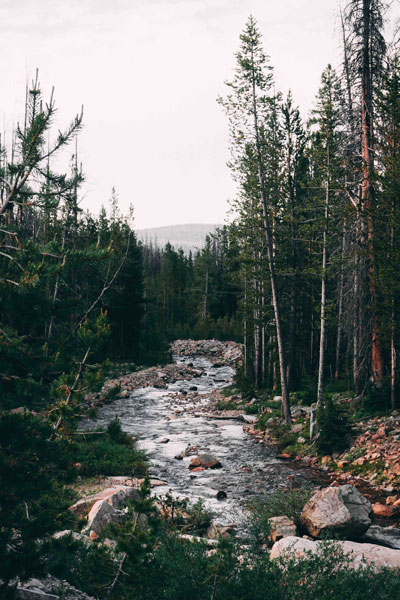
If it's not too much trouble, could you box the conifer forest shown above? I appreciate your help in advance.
[5,1,400,599]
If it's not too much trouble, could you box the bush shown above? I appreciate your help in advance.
[361,380,391,415]
[0,413,76,595]
[248,487,312,534]
[316,398,351,456]
[72,417,147,476]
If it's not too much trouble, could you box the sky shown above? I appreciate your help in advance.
[0,0,398,229]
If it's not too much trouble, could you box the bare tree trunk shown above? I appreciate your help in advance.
[391,308,397,410]
[251,53,291,424]
[335,220,347,380]
[201,269,209,320]
[353,253,361,392]
[317,174,330,409]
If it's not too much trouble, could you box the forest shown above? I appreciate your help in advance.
[3,0,400,598]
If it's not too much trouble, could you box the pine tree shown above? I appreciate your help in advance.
[219,16,291,423]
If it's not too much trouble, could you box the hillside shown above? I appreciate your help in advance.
[136,223,222,253]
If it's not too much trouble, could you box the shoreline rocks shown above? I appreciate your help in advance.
[170,339,242,365]
[270,535,400,570]
[301,485,372,539]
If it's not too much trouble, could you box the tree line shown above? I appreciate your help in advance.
[213,0,400,422]
[2,0,400,426]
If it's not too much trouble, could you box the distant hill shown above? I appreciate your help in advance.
[136,223,222,253]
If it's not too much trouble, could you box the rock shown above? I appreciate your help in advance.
[386,495,398,505]
[372,502,400,518]
[149,478,168,487]
[301,485,372,539]
[269,516,297,543]
[69,486,139,517]
[297,436,306,444]
[321,455,331,464]
[216,490,227,500]
[207,522,236,539]
[85,499,123,533]
[189,454,222,470]
[159,437,170,443]
[17,579,59,599]
[270,536,400,570]
[361,525,400,549]
[241,414,257,424]
[17,575,96,599]
[175,452,184,460]
[53,530,90,545]
[189,386,198,391]
[291,423,304,433]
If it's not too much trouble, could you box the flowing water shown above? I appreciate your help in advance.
[83,356,315,529]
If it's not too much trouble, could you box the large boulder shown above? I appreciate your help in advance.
[70,485,139,516]
[270,536,400,570]
[17,575,96,599]
[84,499,124,533]
[301,485,372,538]
[361,525,400,550]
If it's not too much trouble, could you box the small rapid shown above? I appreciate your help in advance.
[82,355,314,528]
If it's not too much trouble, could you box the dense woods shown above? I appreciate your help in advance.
[4,0,400,597]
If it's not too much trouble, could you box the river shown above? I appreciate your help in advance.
[83,354,316,529]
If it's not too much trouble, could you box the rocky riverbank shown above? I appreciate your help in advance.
[19,339,400,598]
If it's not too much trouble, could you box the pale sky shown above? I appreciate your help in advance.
[0,0,398,228]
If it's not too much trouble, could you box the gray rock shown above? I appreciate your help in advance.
[270,536,400,570]
[361,525,400,550]
[291,423,304,433]
[269,516,297,543]
[53,530,91,545]
[241,414,257,424]
[17,576,96,599]
[301,485,372,539]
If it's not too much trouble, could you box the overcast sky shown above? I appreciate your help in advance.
[1,0,399,229]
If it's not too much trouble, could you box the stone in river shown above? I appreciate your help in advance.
[189,454,222,470]
[216,490,227,500]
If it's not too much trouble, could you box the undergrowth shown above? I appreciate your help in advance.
[71,417,147,477]
[45,484,400,599]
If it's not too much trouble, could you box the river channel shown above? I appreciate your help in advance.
[83,355,316,529]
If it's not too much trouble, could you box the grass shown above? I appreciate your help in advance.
[71,417,147,477]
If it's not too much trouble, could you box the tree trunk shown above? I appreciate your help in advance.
[335,220,347,380]
[317,164,330,409]
[361,0,384,383]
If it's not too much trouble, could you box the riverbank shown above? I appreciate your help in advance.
[14,339,400,598]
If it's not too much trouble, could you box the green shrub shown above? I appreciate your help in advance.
[316,398,351,456]
[72,418,147,476]
[248,487,312,532]
[361,380,391,415]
